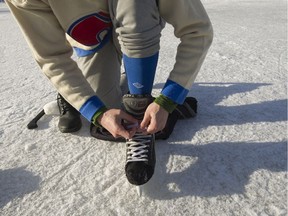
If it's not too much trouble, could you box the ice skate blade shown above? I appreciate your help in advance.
[136,186,142,196]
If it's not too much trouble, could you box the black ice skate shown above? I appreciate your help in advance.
[122,94,156,185]
[57,94,82,133]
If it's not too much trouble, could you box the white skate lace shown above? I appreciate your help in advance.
[126,133,152,163]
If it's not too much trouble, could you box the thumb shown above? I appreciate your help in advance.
[140,113,150,130]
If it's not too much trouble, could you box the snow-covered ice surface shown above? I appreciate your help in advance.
[0,0,287,215]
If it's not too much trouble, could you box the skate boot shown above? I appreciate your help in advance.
[57,94,82,133]
[122,94,156,185]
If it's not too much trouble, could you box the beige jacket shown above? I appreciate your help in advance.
[6,0,213,119]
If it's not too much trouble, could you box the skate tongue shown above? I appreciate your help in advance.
[122,94,153,119]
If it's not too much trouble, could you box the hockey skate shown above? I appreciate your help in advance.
[57,94,82,133]
[122,94,156,191]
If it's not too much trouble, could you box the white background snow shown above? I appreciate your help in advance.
[0,0,287,215]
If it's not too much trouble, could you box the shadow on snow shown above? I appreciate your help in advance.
[154,82,287,141]
[0,167,41,208]
[141,82,287,199]
[143,141,286,199]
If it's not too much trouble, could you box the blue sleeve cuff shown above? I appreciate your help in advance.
[161,80,189,104]
[79,96,106,121]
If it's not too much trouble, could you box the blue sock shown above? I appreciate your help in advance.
[123,52,159,95]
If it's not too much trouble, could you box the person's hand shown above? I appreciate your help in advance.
[97,109,138,139]
[140,102,169,134]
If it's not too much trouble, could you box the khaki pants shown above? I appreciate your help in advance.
[108,0,164,58]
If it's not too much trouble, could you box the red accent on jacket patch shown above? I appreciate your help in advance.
[68,12,112,46]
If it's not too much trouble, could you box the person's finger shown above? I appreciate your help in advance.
[128,127,137,138]
[113,125,131,139]
[140,110,151,129]
[146,117,158,134]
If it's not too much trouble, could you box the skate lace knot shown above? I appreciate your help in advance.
[126,133,151,162]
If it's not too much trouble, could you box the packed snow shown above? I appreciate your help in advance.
[0,0,287,215]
